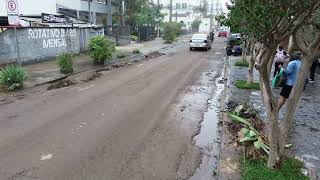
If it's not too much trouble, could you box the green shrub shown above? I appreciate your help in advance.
[162,22,182,44]
[130,35,138,42]
[235,60,249,67]
[57,53,74,74]
[88,36,116,65]
[132,49,140,54]
[240,155,308,180]
[0,64,27,91]
[235,80,260,90]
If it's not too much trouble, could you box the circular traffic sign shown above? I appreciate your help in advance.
[7,0,17,12]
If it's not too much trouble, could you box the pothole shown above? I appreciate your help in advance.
[145,51,165,60]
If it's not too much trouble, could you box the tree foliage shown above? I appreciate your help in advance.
[124,0,164,26]
[225,0,320,169]
[191,19,202,32]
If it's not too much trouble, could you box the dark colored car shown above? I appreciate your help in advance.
[226,38,242,56]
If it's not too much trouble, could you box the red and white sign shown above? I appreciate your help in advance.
[5,0,20,26]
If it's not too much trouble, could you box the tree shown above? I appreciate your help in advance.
[191,19,202,33]
[225,0,320,168]
[124,0,148,26]
[214,13,226,26]
[281,7,320,154]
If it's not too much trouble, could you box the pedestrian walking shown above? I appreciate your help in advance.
[310,57,320,82]
[277,53,302,111]
[273,46,288,77]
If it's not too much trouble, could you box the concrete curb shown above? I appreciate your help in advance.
[217,56,241,180]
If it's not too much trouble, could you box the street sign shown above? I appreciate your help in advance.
[42,13,68,23]
[5,0,20,26]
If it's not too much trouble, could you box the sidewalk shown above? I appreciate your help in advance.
[22,38,183,88]
[227,56,320,179]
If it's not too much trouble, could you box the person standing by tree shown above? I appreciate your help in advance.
[277,53,302,111]
[273,46,288,77]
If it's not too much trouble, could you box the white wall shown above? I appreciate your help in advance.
[18,0,57,16]
[80,1,110,14]
[57,0,81,10]
[0,1,6,16]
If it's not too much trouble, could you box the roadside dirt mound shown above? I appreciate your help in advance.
[47,79,77,90]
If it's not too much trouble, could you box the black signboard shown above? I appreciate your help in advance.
[42,13,68,23]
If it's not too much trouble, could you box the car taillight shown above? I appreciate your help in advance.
[190,40,192,42]
[204,40,207,43]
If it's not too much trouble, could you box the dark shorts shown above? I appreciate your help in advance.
[280,85,293,99]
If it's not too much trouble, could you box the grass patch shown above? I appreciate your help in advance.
[235,80,260,90]
[235,61,249,67]
[116,53,127,59]
[240,155,308,180]
[132,49,140,54]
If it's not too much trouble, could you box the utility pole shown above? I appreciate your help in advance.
[210,0,213,30]
[157,0,160,37]
[169,0,173,22]
[88,0,92,24]
[122,0,125,25]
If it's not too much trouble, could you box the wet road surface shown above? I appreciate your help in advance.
[0,38,226,180]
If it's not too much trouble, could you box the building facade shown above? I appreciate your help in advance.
[154,0,201,30]
[0,0,120,26]
[153,0,225,31]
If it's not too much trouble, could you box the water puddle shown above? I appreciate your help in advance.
[189,78,224,180]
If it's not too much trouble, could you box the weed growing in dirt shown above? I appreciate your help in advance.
[0,64,27,91]
[57,53,74,74]
[117,53,126,59]
[235,61,249,67]
[240,155,308,180]
[132,49,140,54]
[130,35,138,42]
[235,80,260,90]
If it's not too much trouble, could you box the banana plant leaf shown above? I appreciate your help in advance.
[240,136,257,142]
[228,113,253,127]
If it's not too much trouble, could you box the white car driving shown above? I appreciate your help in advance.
[189,33,212,51]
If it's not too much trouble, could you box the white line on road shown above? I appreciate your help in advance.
[137,64,144,68]
[41,154,53,160]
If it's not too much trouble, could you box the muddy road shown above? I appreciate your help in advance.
[0,38,226,180]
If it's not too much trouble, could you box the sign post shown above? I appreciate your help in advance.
[6,0,20,26]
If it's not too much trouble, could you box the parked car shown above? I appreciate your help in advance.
[189,33,212,51]
[229,33,241,41]
[218,31,228,37]
[226,37,242,56]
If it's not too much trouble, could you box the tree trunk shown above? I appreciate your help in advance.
[257,45,282,168]
[247,55,254,84]
[280,59,314,153]
[288,36,297,57]
[247,42,256,84]
[242,40,247,61]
